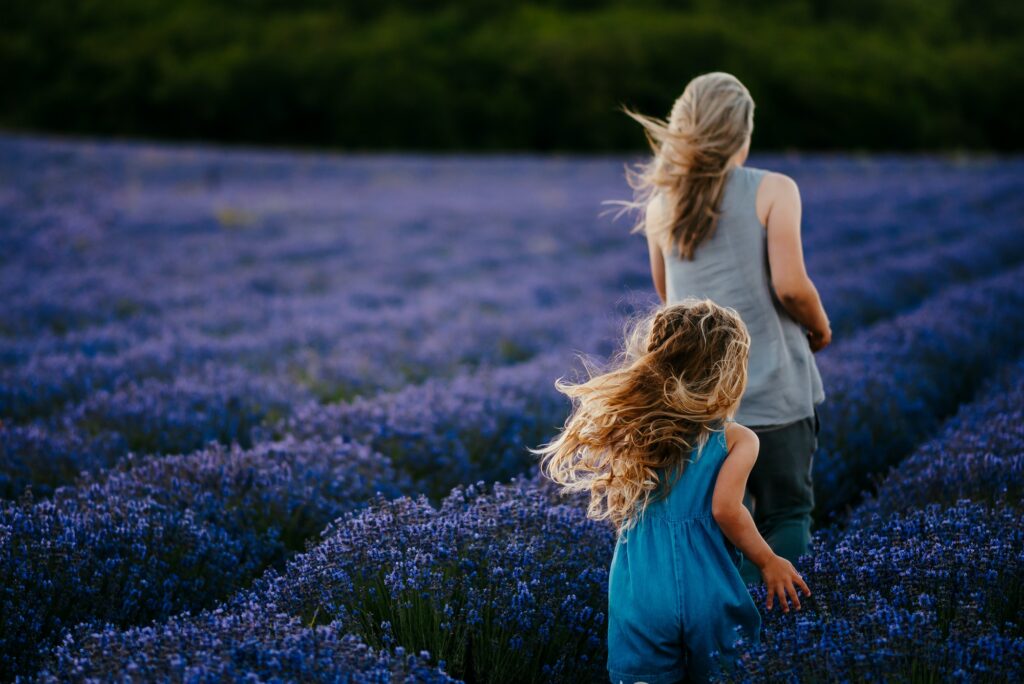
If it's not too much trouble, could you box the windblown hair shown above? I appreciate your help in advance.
[530,298,750,537]
[605,72,755,260]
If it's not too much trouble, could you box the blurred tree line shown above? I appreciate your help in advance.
[1,0,1021,151]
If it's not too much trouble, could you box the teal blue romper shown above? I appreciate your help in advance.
[607,426,762,684]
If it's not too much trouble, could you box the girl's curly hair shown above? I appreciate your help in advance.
[530,298,750,536]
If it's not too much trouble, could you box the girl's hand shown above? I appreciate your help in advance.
[759,554,811,612]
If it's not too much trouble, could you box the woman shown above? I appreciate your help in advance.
[612,71,830,583]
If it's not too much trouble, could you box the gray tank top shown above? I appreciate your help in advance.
[659,165,825,426]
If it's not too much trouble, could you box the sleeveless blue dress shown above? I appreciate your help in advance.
[606,426,761,684]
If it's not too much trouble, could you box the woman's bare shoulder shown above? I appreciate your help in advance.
[646,190,668,219]
[755,171,800,227]
[760,171,800,198]
[644,191,671,239]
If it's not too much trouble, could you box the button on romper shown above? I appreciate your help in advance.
[607,427,761,684]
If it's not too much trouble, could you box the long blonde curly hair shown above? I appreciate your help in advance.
[605,71,755,260]
[530,298,750,536]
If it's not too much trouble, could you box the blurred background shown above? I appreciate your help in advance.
[2,0,1021,152]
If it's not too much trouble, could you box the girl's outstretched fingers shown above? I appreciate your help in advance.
[766,583,788,612]
[785,581,801,611]
[761,555,806,612]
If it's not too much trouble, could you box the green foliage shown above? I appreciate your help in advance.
[0,0,1021,150]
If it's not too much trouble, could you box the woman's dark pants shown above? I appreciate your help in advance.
[737,409,820,585]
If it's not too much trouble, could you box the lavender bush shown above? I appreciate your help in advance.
[283,264,1024,513]
[262,480,612,683]
[278,350,578,499]
[854,358,1024,518]
[1,436,402,678]
[1,489,250,679]
[46,345,1024,683]
[716,502,1024,683]
[43,478,614,684]
[37,609,455,683]
[2,365,303,497]
[812,265,1024,521]
[4,135,1024,502]
[710,361,1024,681]
[814,217,1024,335]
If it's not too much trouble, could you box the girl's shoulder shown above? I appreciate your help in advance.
[689,423,731,463]
[723,420,759,456]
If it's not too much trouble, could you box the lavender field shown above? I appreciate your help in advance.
[2,134,1023,682]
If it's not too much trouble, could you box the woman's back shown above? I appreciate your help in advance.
[657,165,824,426]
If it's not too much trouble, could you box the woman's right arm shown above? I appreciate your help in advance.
[712,423,811,612]
[763,173,832,352]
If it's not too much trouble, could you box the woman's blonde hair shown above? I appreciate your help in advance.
[530,298,750,536]
[606,71,755,260]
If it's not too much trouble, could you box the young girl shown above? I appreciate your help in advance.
[532,299,810,684]
[610,71,830,584]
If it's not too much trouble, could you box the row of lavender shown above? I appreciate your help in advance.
[7,202,1024,501]
[722,364,1024,680]
[4,137,1024,500]
[5,139,1012,367]
[275,263,1024,517]
[7,264,1024,680]
[3,136,1024,679]
[32,326,1024,683]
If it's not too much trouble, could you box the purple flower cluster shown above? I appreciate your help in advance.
[42,478,613,683]
[812,264,1024,521]
[279,351,578,500]
[816,214,1024,335]
[2,364,302,497]
[37,608,454,683]
[283,263,1024,521]
[1,436,402,678]
[854,358,1024,518]
[261,480,612,683]
[710,361,1024,681]
[41,339,1024,680]
[2,488,250,679]
[4,137,1023,503]
[717,502,1024,683]
[0,422,125,499]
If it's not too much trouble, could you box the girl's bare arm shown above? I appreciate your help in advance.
[762,173,832,352]
[712,422,812,611]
